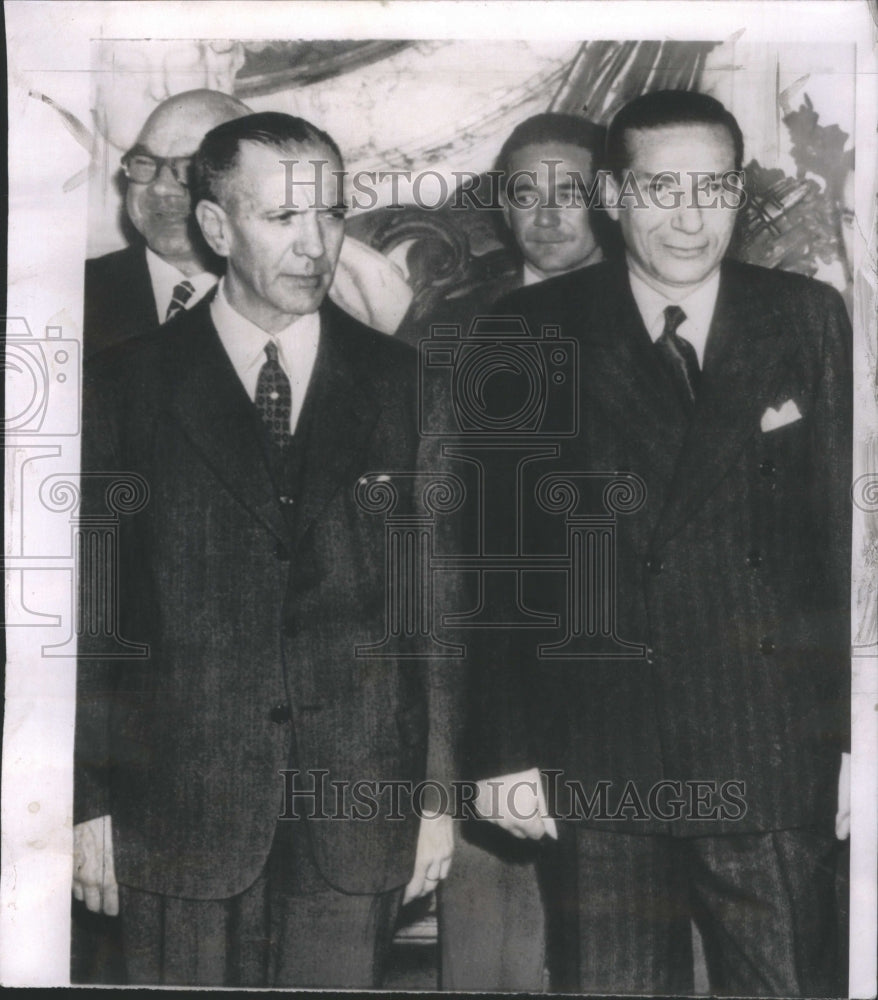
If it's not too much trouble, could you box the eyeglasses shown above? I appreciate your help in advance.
[122,147,193,187]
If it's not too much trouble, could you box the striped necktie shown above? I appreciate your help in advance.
[165,280,196,322]
[655,304,700,406]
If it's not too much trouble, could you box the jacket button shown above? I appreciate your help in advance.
[275,543,290,561]
[759,459,775,476]
[279,495,296,507]
[646,646,655,664]
[269,703,291,724]
[747,550,762,568]
[759,636,775,654]
[646,556,663,574]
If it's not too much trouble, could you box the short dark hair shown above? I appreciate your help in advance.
[193,111,343,207]
[494,112,605,177]
[606,90,744,177]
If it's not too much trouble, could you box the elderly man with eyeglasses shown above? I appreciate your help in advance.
[83,89,250,357]
[84,88,414,358]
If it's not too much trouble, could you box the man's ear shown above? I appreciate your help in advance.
[194,200,231,258]
[604,173,621,223]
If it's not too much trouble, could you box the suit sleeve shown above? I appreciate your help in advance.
[417,371,467,797]
[810,284,853,755]
[419,292,550,788]
[74,363,123,823]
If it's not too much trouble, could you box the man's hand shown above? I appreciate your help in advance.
[475,767,558,841]
[72,814,119,916]
[403,811,454,905]
[835,751,851,840]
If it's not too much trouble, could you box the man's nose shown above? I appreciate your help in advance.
[533,204,561,228]
[672,203,704,235]
[151,162,188,197]
[291,212,326,259]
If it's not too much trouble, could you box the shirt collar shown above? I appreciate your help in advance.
[626,262,721,366]
[210,278,321,432]
[522,248,603,288]
[144,247,217,321]
[523,262,546,287]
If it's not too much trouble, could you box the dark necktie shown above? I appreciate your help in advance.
[655,304,700,406]
[255,341,292,448]
[165,280,196,322]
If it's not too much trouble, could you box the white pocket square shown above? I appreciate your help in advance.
[760,399,802,432]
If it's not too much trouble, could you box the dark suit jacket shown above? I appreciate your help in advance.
[75,296,453,898]
[83,245,161,358]
[458,258,851,836]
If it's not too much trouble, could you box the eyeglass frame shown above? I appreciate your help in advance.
[121,146,194,187]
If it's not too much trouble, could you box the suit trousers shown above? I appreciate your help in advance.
[118,819,402,987]
[546,824,843,997]
[438,819,546,991]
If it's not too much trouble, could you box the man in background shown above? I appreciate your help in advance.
[83,88,250,357]
[498,111,606,288]
[84,89,412,358]
[436,112,605,993]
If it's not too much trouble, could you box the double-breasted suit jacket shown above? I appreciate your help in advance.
[75,295,452,898]
[475,258,851,836]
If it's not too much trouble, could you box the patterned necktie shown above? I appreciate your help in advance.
[655,304,700,406]
[255,341,292,448]
[165,280,196,322]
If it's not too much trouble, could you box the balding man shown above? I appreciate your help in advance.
[84,88,414,358]
[83,89,249,358]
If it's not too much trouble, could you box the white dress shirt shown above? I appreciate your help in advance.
[523,262,547,287]
[146,247,218,322]
[627,264,721,367]
[521,249,603,289]
[210,278,320,434]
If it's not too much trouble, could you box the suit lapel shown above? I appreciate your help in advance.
[652,263,798,547]
[169,300,288,544]
[581,265,690,520]
[291,303,383,552]
[129,246,160,334]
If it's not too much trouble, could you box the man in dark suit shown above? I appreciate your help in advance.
[435,112,605,993]
[84,89,250,358]
[73,112,454,987]
[469,90,851,995]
